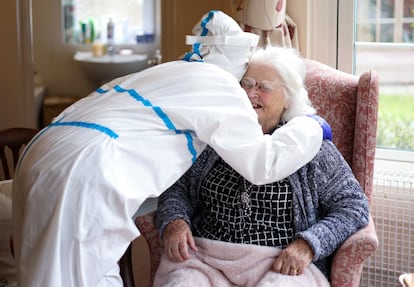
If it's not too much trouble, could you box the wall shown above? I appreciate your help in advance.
[32,0,162,101]
[0,0,235,129]
[0,1,338,130]
[286,0,310,57]
[160,0,340,67]
[287,0,338,68]
[160,0,234,62]
[32,0,94,99]
[0,0,35,130]
[31,0,234,120]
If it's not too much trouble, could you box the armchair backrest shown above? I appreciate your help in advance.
[304,59,379,200]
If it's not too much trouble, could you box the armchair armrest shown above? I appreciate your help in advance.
[330,215,379,287]
[135,211,162,284]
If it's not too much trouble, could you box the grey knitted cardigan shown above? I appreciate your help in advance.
[156,141,369,280]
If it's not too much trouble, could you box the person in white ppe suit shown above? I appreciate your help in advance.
[12,10,327,287]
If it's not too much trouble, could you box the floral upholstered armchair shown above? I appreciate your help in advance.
[119,59,380,287]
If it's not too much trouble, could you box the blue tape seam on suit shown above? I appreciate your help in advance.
[113,85,198,163]
[49,121,119,139]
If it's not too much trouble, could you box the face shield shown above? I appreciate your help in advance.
[181,10,259,81]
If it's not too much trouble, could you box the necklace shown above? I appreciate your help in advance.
[241,178,252,217]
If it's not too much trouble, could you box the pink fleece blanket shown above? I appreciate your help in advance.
[154,237,330,287]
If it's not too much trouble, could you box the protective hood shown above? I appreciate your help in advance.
[181,10,259,81]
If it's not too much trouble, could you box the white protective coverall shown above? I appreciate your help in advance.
[12,11,323,287]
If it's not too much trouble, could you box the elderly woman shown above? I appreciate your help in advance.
[154,47,369,287]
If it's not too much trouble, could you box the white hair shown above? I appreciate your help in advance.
[249,47,315,121]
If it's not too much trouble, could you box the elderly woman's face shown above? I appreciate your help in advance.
[241,62,287,134]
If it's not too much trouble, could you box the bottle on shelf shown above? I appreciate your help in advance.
[63,0,75,43]
[107,18,115,55]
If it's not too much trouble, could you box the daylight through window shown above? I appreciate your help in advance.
[63,0,155,45]
[355,0,414,151]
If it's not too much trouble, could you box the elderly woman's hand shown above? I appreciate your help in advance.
[272,238,314,276]
[162,218,198,262]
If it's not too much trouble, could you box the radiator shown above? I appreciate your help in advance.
[360,167,414,287]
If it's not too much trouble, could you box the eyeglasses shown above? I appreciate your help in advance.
[240,77,283,93]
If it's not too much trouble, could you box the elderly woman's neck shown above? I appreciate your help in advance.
[264,121,285,134]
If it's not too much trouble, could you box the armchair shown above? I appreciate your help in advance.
[119,59,380,287]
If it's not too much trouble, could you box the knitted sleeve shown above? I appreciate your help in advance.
[292,141,369,261]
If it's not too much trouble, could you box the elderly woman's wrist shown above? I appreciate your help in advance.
[166,218,189,231]
[294,234,318,261]
[291,238,314,261]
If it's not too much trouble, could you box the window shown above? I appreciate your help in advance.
[62,0,155,45]
[355,0,414,153]
[356,0,414,43]
[334,0,414,166]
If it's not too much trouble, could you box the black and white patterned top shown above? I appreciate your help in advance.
[193,158,294,248]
